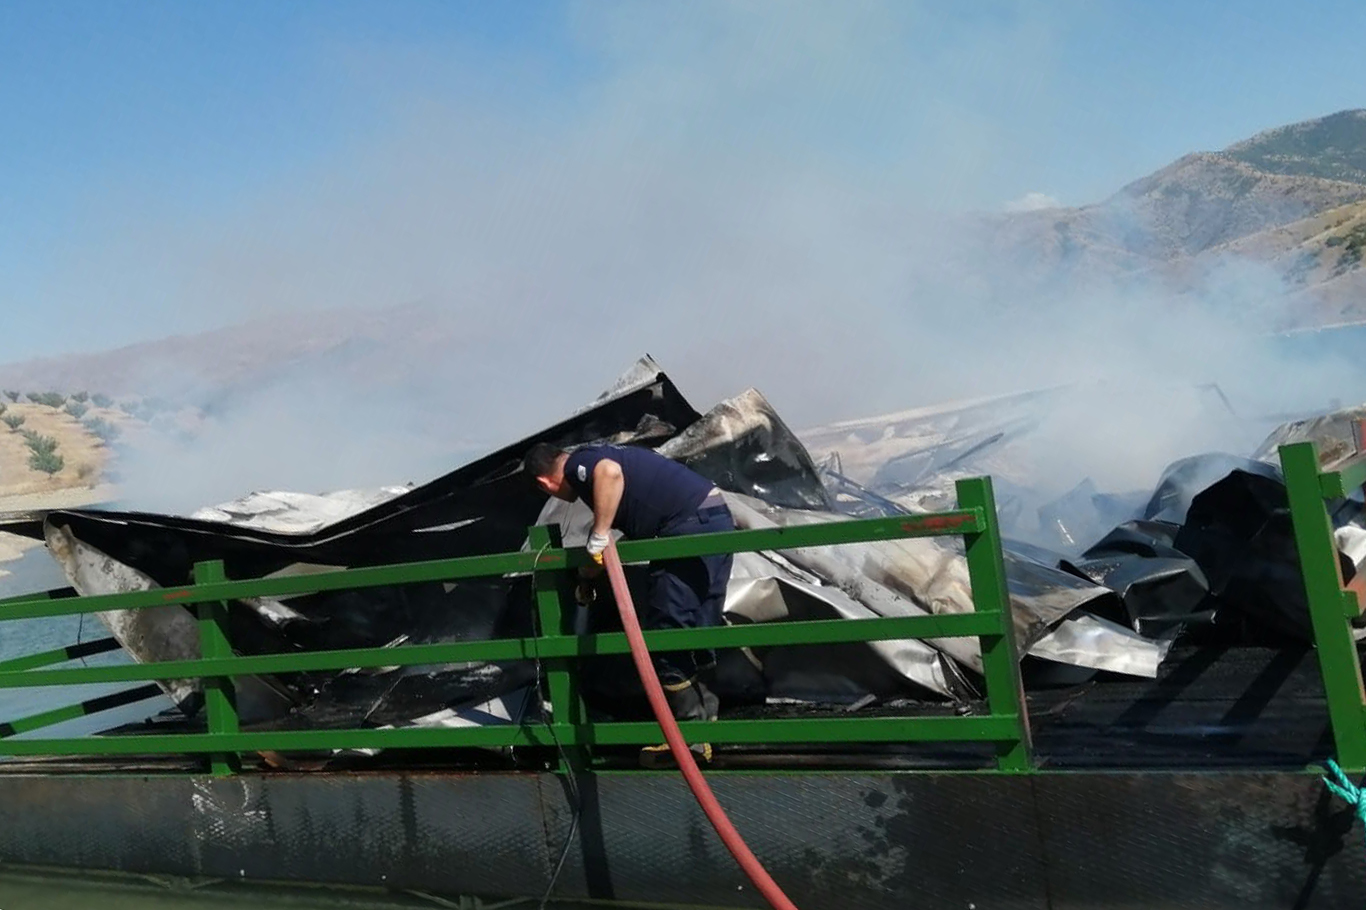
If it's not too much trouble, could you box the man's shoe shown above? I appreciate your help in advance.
[639,677,718,768]
[661,676,708,720]
[639,740,712,769]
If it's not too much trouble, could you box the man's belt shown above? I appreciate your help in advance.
[699,488,727,511]
[695,488,731,523]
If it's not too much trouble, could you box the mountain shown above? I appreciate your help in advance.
[1224,111,1366,183]
[0,307,413,399]
[982,109,1366,324]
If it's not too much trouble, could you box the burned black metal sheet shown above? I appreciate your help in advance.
[657,388,832,511]
[13,368,701,577]
[1143,452,1281,525]
[1062,519,1212,638]
[1172,468,1340,644]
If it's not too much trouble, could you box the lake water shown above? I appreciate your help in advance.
[0,546,173,736]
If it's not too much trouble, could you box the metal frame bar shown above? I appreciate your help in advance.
[0,586,77,607]
[0,715,1022,757]
[1280,440,1366,769]
[0,482,1033,773]
[0,685,164,739]
[0,614,1004,689]
[193,560,239,776]
[0,512,985,621]
[958,477,1032,771]
[0,637,121,673]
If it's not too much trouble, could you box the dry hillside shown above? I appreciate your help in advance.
[0,398,129,500]
[979,109,1366,324]
[1205,198,1366,323]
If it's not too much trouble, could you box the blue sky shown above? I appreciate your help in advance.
[2,0,1365,365]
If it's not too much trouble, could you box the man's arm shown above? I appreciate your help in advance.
[580,458,624,576]
[590,458,624,538]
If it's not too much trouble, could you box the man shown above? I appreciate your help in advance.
[522,441,733,757]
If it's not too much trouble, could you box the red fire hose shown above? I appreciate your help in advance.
[602,540,800,910]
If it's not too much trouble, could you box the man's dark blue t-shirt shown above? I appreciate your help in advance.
[564,444,715,539]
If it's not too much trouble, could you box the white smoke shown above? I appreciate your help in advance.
[3,2,1364,514]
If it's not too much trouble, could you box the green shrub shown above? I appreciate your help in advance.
[27,391,65,409]
[0,403,5,417]
[2,391,17,402]
[71,391,89,403]
[91,393,113,408]
[64,402,88,420]
[23,434,58,457]
[1330,222,1366,275]
[28,449,64,476]
[2,414,25,431]
[82,417,121,444]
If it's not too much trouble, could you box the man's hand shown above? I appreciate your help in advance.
[588,459,624,563]
[586,531,610,565]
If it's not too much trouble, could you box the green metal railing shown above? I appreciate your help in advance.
[1281,439,1366,770]
[0,477,1033,774]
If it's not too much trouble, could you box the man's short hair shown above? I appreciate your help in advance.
[522,442,566,479]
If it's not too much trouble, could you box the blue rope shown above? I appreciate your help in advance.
[1322,759,1366,844]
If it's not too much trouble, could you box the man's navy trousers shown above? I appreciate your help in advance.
[646,489,734,685]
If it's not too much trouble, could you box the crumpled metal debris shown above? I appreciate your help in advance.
[0,359,1218,740]
[1062,520,1211,639]
[798,392,1366,662]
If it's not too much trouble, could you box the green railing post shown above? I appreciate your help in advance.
[527,524,587,771]
[1280,442,1366,770]
[193,560,240,776]
[956,476,1033,771]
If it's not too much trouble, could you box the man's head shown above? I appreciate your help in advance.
[523,442,577,501]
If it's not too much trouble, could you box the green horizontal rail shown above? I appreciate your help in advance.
[0,684,163,739]
[1321,457,1366,499]
[0,715,1019,758]
[0,637,121,673]
[616,510,984,560]
[0,512,983,623]
[0,586,75,608]
[0,550,560,621]
[0,612,1003,690]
